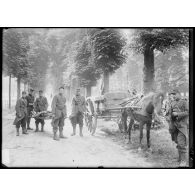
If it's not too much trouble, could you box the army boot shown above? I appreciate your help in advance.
[71,128,76,136]
[22,127,28,134]
[178,150,181,162]
[27,122,33,130]
[16,128,19,136]
[41,124,44,132]
[79,127,83,137]
[59,130,66,138]
[35,123,39,132]
[179,151,187,167]
[53,132,59,141]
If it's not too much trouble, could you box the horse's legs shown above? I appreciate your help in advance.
[128,118,134,144]
[139,121,144,149]
[122,111,128,133]
[146,122,152,148]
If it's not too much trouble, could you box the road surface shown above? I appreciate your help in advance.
[2,110,154,167]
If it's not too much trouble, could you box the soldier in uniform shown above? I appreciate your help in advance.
[51,86,67,141]
[167,89,189,167]
[70,88,86,137]
[34,90,48,132]
[13,91,28,136]
[26,88,35,130]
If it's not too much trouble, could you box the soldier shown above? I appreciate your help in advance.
[13,91,28,136]
[51,86,67,141]
[167,89,189,167]
[26,88,35,130]
[70,88,86,137]
[34,90,48,132]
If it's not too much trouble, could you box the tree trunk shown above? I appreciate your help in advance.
[143,47,154,94]
[9,74,11,109]
[17,77,21,100]
[102,71,109,94]
[86,85,91,97]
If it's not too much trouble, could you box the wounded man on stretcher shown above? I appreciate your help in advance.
[31,110,53,120]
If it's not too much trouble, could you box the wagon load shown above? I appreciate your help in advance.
[103,92,129,109]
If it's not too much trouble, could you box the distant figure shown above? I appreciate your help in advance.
[166,89,189,167]
[25,88,35,130]
[69,88,86,137]
[34,90,48,132]
[51,87,67,141]
[13,91,28,136]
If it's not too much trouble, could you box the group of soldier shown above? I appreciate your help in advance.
[13,87,86,141]
[13,86,189,166]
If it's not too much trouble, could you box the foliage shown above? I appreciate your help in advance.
[155,47,189,92]
[74,29,127,88]
[27,31,50,90]
[3,29,31,81]
[130,28,189,53]
[75,35,101,87]
[91,29,127,73]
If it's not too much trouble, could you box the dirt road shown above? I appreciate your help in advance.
[2,110,154,167]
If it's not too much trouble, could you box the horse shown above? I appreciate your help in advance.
[126,92,164,150]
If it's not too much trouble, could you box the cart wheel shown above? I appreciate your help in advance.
[91,115,97,135]
[85,113,91,131]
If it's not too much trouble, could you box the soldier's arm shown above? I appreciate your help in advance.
[33,99,38,112]
[15,99,21,116]
[177,101,189,119]
[45,97,49,111]
[25,96,28,106]
[51,96,57,114]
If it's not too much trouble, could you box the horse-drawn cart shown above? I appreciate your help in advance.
[85,91,142,135]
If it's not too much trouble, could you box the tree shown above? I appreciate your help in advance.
[75,35,101,96]
[27,31,50,91]
[91,29,127,93]
[155,47,189,92]
[130,29,189,94]
[3,29,31,99]
[45,29,81,93]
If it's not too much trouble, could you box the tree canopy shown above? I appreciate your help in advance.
[130,29,189,53]
[3,29,31,82]
[74,29,127,90]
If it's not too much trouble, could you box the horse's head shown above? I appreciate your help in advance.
[153,92,165,115]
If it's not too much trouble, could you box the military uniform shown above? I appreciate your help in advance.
[34,96,48,131]
[26,93,35,129]
[70,95,86,129]
[51,94,67,140]
[168,90,189,166]
[13,97,28,135]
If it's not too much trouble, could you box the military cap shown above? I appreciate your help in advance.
[22,91,26,95]
[39,90,43,93]
[169,89,180,95]
[29,88,34,91]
